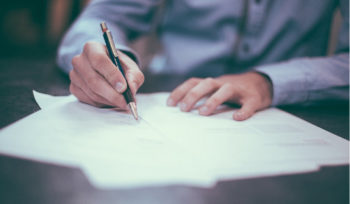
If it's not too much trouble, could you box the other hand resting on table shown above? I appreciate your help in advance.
[167,72,273,121]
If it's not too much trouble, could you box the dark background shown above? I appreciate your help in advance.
[0,0,89,59]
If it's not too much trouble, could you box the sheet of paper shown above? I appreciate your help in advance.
[0,91,348,189]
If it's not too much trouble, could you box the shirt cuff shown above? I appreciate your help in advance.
[254,60,309,106]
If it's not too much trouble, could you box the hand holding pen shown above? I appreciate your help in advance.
[68,23,144,119]
[101,22,138,119]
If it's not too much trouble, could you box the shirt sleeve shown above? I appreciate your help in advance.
[56,0,161,73]
[255,0,349,106]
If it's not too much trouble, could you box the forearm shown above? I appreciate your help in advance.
[256,53,349,106]
[57,0,161,73]
[57,18,135,73]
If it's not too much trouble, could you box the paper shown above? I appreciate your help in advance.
[0,91,348,189]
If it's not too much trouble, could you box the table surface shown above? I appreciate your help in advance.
[0,58,348,204]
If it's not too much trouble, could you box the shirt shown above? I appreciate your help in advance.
[57,0,349,106]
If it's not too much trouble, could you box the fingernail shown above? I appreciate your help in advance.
[115,82,124,93]
[199,106,208,115]
[179,102,187,111]
[234,111,244,120]
[167,98,175,106]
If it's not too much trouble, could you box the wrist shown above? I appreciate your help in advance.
[253,71,273,106]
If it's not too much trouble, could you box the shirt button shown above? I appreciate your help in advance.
[242,43,250,53]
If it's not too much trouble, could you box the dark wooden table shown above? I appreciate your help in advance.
[0,58,348,204]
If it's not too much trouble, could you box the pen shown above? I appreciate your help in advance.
[100,22,138,120]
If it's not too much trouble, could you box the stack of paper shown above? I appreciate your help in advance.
[0,91,348,189]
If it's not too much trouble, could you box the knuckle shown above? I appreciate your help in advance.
[187,91,199,100]
[86,76,100,88]
[83,41,96,53]
[71,55,81,68]
[105,68,118,83]
[137,71,145,84]
[129,70,145,87]
[204,77,215,85]
[91,53,107,69]
[206,77,219,88]
[187,77,199,85]
[223,83,234,90]
[178,85,188,93]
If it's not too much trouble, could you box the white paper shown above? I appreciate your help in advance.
[0,91,348,189]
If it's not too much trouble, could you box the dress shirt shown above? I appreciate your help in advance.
[57,0,349,105]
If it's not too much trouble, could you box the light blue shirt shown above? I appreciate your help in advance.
[57,0,349,106]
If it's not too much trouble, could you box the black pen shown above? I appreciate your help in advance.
[100,22,138,120]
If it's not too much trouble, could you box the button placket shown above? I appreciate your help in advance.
[242,42,251,53]
[246,0,268,35]
[236,0,268,58]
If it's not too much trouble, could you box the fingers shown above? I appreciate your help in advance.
[198,83,261,121]
[178,78,219,112]
[83,41,127,93]
[119,51,144,95]
[196,83,260,120]
[167,72,271,121]
[69,69,115,107]
[70,83,101,107]
[233,99,260,121]
[199,83,236,115]
[167,77,201,106]
[71,47,127,108]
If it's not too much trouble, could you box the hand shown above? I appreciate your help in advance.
[69,41,144,108]
[167,72,273,121]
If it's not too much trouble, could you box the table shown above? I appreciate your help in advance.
[0,58,348,204]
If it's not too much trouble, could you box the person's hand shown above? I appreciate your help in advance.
[167,72,273,121]
[69,41,144,108]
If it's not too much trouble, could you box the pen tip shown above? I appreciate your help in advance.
[128,102,138,121]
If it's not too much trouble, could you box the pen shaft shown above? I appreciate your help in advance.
[103,32,134,104]
[101,22,138,120]
[114,56,135,103]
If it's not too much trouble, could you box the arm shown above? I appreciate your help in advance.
[57,0,161,109]
[167,0,348,121]
[255,54,349,106]
[57,0,162,73]
[256,0,349,106]
[167,51,348,121]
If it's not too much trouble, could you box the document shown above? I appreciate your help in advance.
[0,91,348,189]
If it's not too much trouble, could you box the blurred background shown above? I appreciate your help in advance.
[0,0,90,59]
[0,0,343,64]
[0,0,160,67]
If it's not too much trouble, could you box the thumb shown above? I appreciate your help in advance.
[233,99,260,121]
